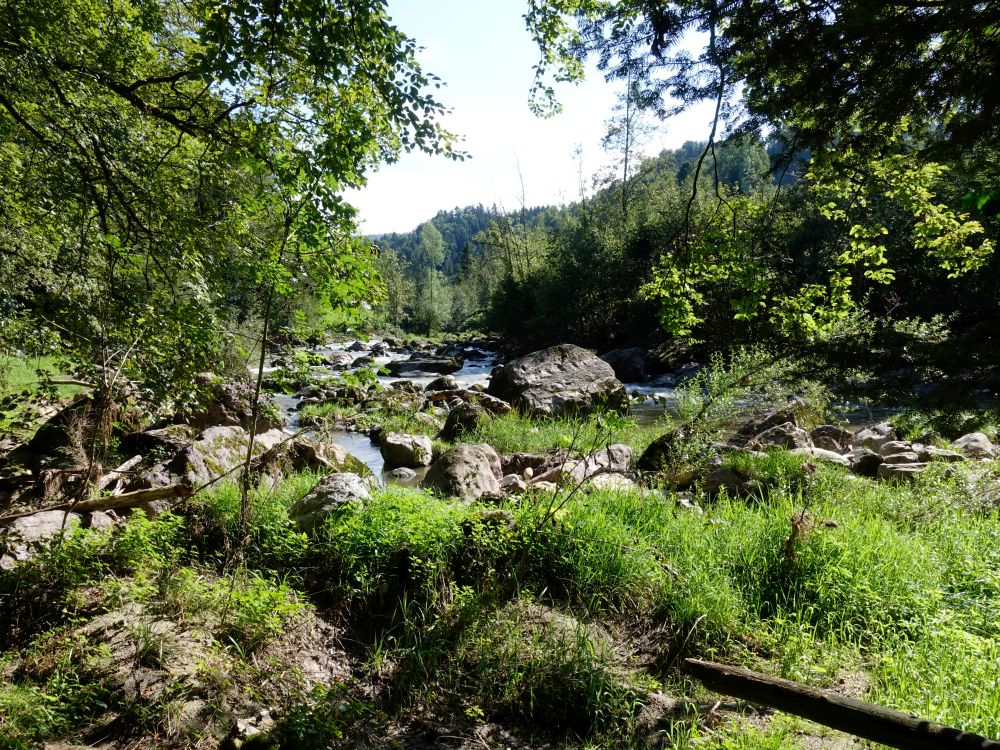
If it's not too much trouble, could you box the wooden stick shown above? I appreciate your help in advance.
[683,658,1000,750]
[0,484,192,523]
[95,454,142,491]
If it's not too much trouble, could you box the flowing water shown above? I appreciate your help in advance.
[271,342,516,485]
[269,340,901,482]
[269,340,679,483]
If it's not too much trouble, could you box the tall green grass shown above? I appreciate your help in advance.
[467,410,666,456]
[0,354,80,398]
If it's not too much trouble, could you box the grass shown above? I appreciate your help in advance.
[467,409,666,457]
[0,355,73,393]
[300,399,443,437]
[0,354,86,405]
[1,440,999,747]
[0,354,88,440]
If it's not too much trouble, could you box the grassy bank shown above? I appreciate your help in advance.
[1,445,998,748]
[0,354,87,440]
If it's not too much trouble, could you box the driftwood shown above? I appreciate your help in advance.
[0,484,192,524]
[683,658,1000,750]
[95,454,143,493]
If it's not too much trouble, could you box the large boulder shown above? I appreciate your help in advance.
[790,447,851,467]
[748,422,813,451]
[424,375,459,392]
[636,427,692,475]
[848,447,883,478]
[811,424,854,446]
[487,344,628,416]
[584,473,638,493]
[183,374,282,433]
[131,425,285,490]
[702,467,745,497]
[954,432,995,460]
[565,444,633,483]
[380,432,433,468]
[500,452,547,478]
[421,443,502,501]
[426,389,512,415]
[599,347,650,382]
[733,401,803,443]
[1,510,82,570]
[439,402,489,442]
[255,436,370,478]
[851,423,897,453]
[118,424,197,458]
[878,440,916,457]
[288,473,373,534]
[323,351,355,369]
[919,445,965,463]
[877,462,926,483]
[386,356,463,376]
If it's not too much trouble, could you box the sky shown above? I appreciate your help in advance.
[349,0,716,235]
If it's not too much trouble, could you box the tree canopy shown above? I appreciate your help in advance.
[522,0,998,344]
[0,0,456,399]
[526,0,1000,160]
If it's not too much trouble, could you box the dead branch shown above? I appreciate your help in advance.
[683,658,1000,750]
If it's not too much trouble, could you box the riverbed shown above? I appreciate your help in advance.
[267,339,678,484]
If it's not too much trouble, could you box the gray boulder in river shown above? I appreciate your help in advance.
[380,432,433,468]
[599,347,650,382]
[487,344,628,416]
[386,356,463,376]
[422,443,502,501]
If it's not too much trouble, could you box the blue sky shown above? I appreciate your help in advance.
[349,1,714,234]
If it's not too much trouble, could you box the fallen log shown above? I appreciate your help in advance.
[0,484,192,524]
[683,658,1000,750]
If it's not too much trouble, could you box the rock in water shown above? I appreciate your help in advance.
[424,375,459,392]
[599,347,650,382]
[379,432,433,468]
[386,356,463,375]
[422,443,502,501]
[487,344,628,416]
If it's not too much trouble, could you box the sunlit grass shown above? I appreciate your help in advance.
[467,409,666,456]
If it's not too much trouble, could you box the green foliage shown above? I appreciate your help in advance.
[518,1,1000,358]
[218,571,307,654]
[448,599,646,733]
[193,476,313,573]
[891,408,1000,443]
[525,1,999,160]
[0,0,457,405]
[873,625,1000,738]
[318,486,468,602]
[0,514,184,644]
[0,634,112,749]
[467,409,662,456]
[644,347,828,480]
[278,682,376,748]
